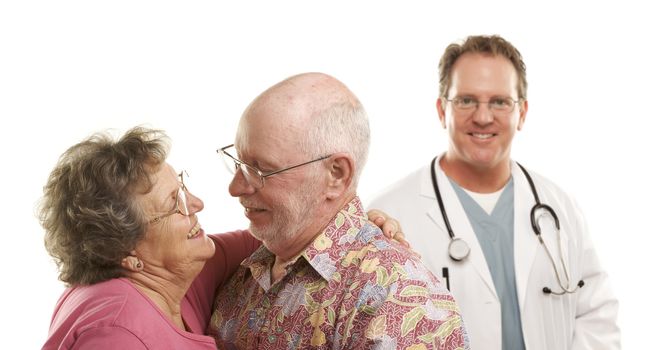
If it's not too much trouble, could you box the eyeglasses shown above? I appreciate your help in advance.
[217,144,331,189]
[446,96,520,116]
[149,170,191,224]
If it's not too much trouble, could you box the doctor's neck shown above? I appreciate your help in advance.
[439,155,512,194]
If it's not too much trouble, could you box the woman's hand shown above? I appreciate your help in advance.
[367,209,410,248]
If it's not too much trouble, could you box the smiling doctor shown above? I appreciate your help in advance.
[369,35,620,349]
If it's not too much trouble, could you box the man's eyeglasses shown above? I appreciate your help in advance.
[217,144,331,189]
[445,96,520,116]
[149,170,191,224]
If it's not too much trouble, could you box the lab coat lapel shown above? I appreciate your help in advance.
[512,162,540,310]
[421,157,498,298]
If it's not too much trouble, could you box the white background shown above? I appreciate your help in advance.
[1,1,651,348]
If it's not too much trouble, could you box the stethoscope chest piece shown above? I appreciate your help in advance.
[431,156,583,295]
[448,238,470,261]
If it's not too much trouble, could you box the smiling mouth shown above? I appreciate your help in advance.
[187,222,201,239]
[245,207,265,213]
[470,133,496,139]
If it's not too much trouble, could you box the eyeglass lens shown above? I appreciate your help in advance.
[176,187,190,216]
[220,148,264,189]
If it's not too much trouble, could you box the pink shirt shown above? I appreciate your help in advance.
[43,231,260,350]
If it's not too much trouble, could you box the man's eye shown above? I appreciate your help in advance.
[490,98,511,107]
[457,97,476,106]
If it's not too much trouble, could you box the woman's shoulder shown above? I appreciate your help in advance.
[53,279,145,325]
[45,279,216,349]
[45,279,148,349]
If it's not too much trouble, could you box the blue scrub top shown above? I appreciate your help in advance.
[450,177,526,350]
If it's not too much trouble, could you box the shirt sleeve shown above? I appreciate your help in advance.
[343,254,470,349]
[569,199,620,349]
[183,230,261,333]
[357,292,469,349]
[71,327,147,350]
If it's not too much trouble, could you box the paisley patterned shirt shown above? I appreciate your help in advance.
[207,197,469,349]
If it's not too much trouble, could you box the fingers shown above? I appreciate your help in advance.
[381,219,399,238]
[373,216,386,228]
[390,229,411,248]
[366,209,411,248]
[367,209,385,225]
[367,209,391,234]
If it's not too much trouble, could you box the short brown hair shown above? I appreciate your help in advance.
[39,127,170,286]
[438,35,527,100]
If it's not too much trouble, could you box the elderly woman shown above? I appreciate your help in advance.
[40,127,401,349]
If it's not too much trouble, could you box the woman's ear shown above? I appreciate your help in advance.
[121,252,143,272]
[325,153,354,200]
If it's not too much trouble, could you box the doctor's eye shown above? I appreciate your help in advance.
[489,97,517,112]
[453,97,478,109]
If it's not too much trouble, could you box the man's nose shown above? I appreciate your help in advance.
[228,168,256,197]
[471,102,494,125]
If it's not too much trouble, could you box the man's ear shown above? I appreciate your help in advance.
[517,99,528,131]
[325,153,354,200]
[436,97,447,129]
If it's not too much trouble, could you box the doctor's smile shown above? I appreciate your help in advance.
[370,34,619,349]
[469,132,497,140]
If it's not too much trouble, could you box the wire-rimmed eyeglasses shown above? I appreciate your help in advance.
[445,96,520,116]
[217,144,331,189]
[149,170,192,224]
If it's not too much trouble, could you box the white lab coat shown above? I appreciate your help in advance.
[368,158,620,350]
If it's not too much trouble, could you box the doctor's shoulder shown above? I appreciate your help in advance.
[367,165,427,209]
[518,165,588,228]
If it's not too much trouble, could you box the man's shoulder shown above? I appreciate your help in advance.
[515,164,578,205]
[347,236,445,293]
[345,236,468,347]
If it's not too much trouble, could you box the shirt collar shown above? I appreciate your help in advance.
[241,196,385,283]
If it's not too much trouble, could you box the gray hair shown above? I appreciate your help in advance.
[300,100,370,189]
[38,126,170,286]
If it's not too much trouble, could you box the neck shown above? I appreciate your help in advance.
[126,262,202,331]
[268,192,355,261]
[440,154,511,193]
[269,193,356,284]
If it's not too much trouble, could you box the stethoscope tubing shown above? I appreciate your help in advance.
[430,156,583,295]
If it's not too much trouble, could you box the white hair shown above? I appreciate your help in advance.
[300,100,370,189]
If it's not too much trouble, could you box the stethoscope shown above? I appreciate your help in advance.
[430,156,584,295]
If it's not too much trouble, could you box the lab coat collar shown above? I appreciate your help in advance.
[511,161,541,310]
[420,154,498,299]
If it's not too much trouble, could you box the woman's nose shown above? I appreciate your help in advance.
[186,190,204,214]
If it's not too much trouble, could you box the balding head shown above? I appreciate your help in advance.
[237,72,370,189]
[229,73,370,256]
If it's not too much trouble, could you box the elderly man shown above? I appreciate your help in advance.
[208,73,469,349]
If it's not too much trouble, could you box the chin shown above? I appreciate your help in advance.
[249,223,294,249]
[248,223,266,241]
[465,149,504,167]
[196,235,216,260]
